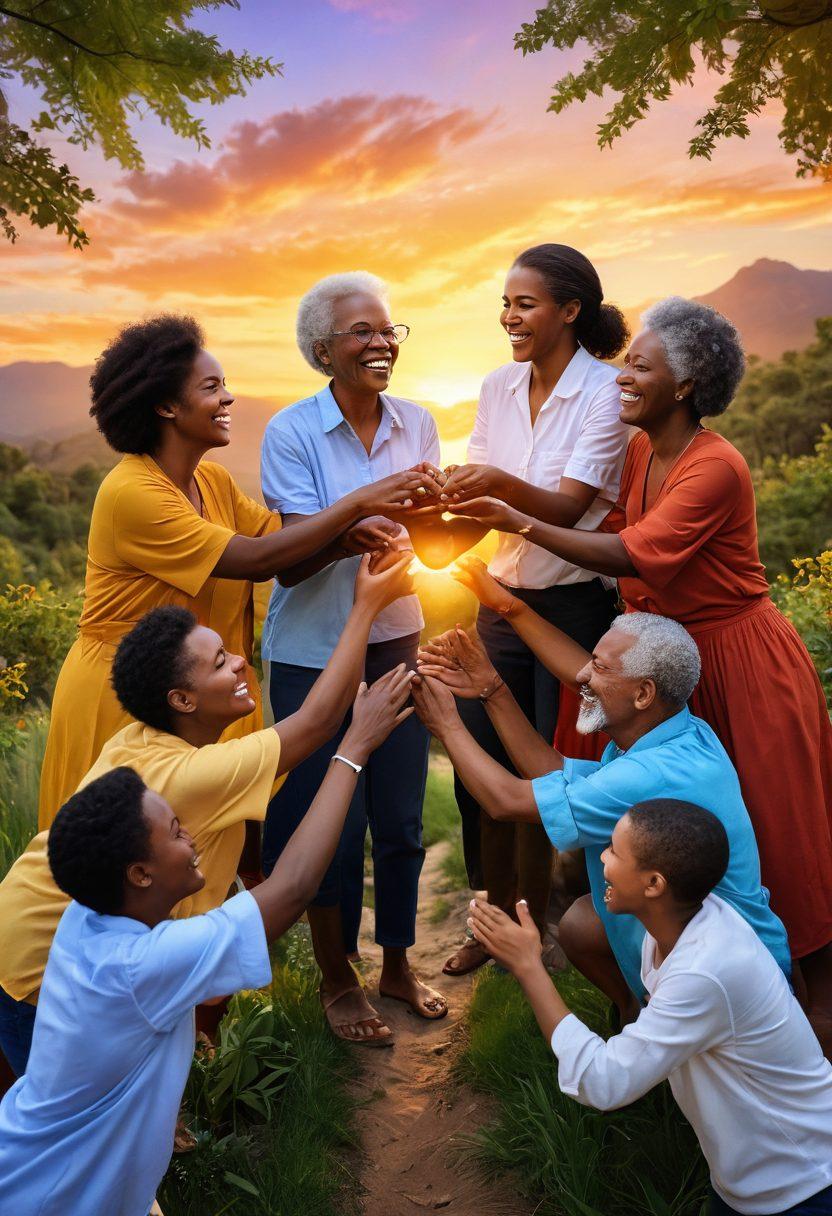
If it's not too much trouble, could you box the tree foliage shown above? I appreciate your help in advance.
[515,1,832,178]
[0,1,280,246]
[710,316,832,466]
[754,426,832,576]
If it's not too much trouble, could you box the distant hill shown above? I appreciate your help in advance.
[626,259,832,360]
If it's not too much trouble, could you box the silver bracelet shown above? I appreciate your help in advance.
[332,753,363,775]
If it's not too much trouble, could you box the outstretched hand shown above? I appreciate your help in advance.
[410,672,460,739]
[452,555,519,616]
[448,496,526,532]
[467,898,542,977]
[417,626,500,700]
[354,551,414,612]
[341,665,415,762]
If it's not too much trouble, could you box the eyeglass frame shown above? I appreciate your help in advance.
[325,324,410,345]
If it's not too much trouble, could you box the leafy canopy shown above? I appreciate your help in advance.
[0,1,280,247]
[515,2,832,178]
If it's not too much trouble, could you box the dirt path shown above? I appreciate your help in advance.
[348,842,533,1216]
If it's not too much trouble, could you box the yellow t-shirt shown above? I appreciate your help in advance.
[0,722,283,1002]
[38,455,279,829]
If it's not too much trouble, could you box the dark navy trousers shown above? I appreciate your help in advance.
[263,632,429,953]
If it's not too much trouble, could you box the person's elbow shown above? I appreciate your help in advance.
[482,780,537,823]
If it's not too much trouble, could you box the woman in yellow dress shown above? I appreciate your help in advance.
[38,315,437,829]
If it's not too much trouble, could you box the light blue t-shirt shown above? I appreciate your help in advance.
[0,891,271,1216]
[260,384,440,669]
[532,708,791,998]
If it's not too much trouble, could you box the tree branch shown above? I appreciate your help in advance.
[0,4,180,65]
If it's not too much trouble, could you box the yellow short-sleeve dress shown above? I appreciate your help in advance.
[38,455,279,829]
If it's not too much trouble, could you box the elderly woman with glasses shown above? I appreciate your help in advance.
[260,271,448,1046]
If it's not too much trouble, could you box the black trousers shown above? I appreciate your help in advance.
[454,578,616,928]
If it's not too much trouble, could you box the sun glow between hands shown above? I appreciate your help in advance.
[408,555,460,576]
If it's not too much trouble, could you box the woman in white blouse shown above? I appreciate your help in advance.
[439,243,630,976]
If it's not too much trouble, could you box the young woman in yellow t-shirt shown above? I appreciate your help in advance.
[0,554,413,1074]
[38,315,440,828]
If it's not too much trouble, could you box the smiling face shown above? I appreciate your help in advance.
[157,348,235,449]
[316,291,400,393]
[573,629,656,737]
[167,624,256,729]
[600,814,660,915]
[500,264,579,364]
[126,788,205,911]
[616,329,691,428]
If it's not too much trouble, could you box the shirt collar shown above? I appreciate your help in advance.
[316,382,403,434]
[626,706,692,756]
[506,344,598,404]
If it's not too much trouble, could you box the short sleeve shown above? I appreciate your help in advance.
[260,415,323,517]
[466,381,490,463]
[551,971,732,1110]
[562,379,629,495]
[128,891,271,1032]
[620,456,741,589]
[532,753,650,850]
[421,411,441,467]
[229,479,281,539]
[112,480,233,597]
[175,729,283,832]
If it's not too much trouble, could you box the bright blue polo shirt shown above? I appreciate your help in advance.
[0,891,271,1216]
[260,384,440,670]
[532,707,791,998]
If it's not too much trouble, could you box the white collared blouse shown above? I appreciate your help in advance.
[467,346,630,589]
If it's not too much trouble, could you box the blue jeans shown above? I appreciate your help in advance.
[454,578,616,928]
[263,633,429,953]
[710,1184,832,1215]
[0,982,36,1077]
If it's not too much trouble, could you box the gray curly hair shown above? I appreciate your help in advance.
[296,271,389,375]
[641,296,745,418]
[610,612,701,706]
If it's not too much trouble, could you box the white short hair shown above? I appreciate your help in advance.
[610,613,701,706]
[640,296,745,418]
[296,271,389,375]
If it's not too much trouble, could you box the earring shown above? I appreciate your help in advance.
[675,392,684,400]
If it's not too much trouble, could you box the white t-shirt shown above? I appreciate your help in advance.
[467,346,629,589]
[551,895,832,1214]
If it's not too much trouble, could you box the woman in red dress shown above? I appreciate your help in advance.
[449,296,832,1052]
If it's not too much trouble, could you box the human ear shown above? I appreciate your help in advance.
[563,299,581,325]
[314,341,331,367]
[634,679,656,711]
[167,688,196,716]
[673,378,695,403]
[154,401,177,419]
[126,861,152,889]
[644,871,666,900]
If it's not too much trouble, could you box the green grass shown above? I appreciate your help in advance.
[160,925,360,1216]
[0,710,47,879]
[422,754,468,893]
[459,967,709,1216]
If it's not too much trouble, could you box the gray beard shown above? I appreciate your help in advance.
[576,698,609,736]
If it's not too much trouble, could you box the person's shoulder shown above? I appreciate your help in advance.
[96,455,156,501]
[263,395,323,447]
[686,430,749,482]
[383,393,434,425]
[578,348,620,390]
[675,896,770,985]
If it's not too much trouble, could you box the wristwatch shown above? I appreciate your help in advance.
[332,753,363,775]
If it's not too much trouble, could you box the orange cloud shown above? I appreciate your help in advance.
[115,94,489,230]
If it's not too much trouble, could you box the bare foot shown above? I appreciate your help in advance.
[379,966,448,1020]
[442,939,490,976]
[320,983,394,1047]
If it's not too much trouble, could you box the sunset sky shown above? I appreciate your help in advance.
[2,0,831,436]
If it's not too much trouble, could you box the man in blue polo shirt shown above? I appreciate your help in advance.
[413,611,790,1021]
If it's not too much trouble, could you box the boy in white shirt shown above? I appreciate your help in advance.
[468,798,832,1216]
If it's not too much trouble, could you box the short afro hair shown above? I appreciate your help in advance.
[627,798,729,905]
[296,271,388,374]
[610,612,701,707]
[48,767,152,915]
[90,314,205,454]
[112,606,198,732]
[641,296,745,418]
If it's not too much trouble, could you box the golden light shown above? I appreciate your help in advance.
[408,555,460,577]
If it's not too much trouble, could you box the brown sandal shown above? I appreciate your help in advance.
[442,939,491,976]
[320,986,395,1048]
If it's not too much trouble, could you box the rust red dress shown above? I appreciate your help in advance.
[603,429,832,958]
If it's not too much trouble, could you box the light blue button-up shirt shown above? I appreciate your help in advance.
[261,384,440,669]
[0,891,271,1216]
[532,707,791,997]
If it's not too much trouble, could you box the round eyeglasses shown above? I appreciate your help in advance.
[327,324,410,345]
